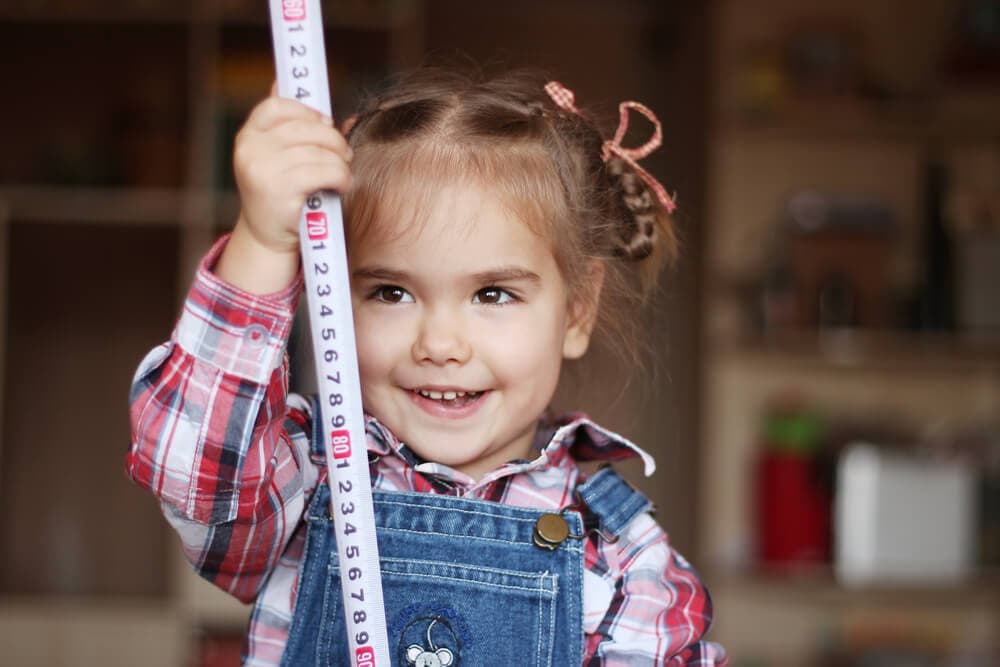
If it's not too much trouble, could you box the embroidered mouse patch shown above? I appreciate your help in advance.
[395,607,468,667]
[404,617,455,666]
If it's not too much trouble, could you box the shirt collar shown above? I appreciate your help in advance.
[363,412,656,487]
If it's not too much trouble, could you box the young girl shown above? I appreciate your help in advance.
[128,68,727,666]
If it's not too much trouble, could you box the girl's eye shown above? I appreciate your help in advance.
[372,285,413,304]
[473,287,515,305]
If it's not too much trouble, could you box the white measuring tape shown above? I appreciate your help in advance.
[267,1,389,665]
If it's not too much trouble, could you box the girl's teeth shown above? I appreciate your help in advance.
[416,389,477,401]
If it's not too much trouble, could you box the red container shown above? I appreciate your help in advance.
[757,450,831,566]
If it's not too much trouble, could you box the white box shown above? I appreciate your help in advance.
[835,443,976,587]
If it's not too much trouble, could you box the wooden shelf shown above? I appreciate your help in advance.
[716,88,1000,145]
[0,0,420,30]
[0,186,206,225]
[714,329,1000,372]
[0,3,193,24]
[709,567,1000,608]
[217,0,421,30]
[0,597,185,667]
[718,112,1000,145]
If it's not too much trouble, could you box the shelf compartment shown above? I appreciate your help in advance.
[1,222,179,598]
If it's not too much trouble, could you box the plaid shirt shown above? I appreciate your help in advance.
[127,236,727,666]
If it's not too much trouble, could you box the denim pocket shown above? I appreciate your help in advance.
[319,556,559,667]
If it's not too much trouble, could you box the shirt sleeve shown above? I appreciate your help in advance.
[126,234,318,603]
[584,513,728,666]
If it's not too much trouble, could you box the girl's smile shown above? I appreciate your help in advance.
[409,387,490,418]
[349,182,595,480]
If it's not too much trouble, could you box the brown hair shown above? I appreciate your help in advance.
[343,67,676,369]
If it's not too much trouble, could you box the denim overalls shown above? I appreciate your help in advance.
[280,420,653,666]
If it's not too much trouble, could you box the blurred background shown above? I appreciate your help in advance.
[0,0,998,665]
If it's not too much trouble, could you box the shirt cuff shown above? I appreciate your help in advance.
[174,233,304,384]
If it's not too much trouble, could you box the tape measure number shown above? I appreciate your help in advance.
[268,1,390,665]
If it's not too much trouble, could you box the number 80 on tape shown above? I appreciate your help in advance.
[331,430,352,460]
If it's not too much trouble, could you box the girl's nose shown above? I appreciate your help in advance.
[411,308,472,365]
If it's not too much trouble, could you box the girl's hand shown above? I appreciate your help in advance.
[217,89,354,293]
[234,90,354,253]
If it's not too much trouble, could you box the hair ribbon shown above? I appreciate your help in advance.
[544,81,677,213]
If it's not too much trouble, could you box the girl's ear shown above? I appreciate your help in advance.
[562,260,605,360]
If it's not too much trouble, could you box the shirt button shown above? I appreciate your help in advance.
[244,324,269,347]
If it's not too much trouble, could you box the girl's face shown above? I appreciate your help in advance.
[349,183,595,480]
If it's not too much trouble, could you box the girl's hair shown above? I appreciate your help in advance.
[343,67,677,369]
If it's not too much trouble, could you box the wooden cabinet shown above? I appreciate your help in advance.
[701,1,1000,665]
[0,2,424,665]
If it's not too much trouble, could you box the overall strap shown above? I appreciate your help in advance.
[575,467,653,539]
[308,394,325,461]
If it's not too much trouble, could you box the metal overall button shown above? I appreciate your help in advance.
[533,491,625,550]
[532,512,584,550]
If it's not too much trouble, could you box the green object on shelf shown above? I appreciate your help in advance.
[764,410,826,454]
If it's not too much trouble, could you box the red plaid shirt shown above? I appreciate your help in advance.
[127,236,727,666]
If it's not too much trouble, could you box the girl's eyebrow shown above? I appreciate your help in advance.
[352,266,410,282]
[471,267,542,284]
[351,265,542,284]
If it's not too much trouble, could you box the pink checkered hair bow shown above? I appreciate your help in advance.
[544,81,677,213]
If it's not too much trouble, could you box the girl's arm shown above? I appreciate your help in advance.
[127,90,348,602]
[585,513,729,666]
[127,236,318,603]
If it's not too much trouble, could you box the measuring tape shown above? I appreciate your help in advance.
[267,1,389,665]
